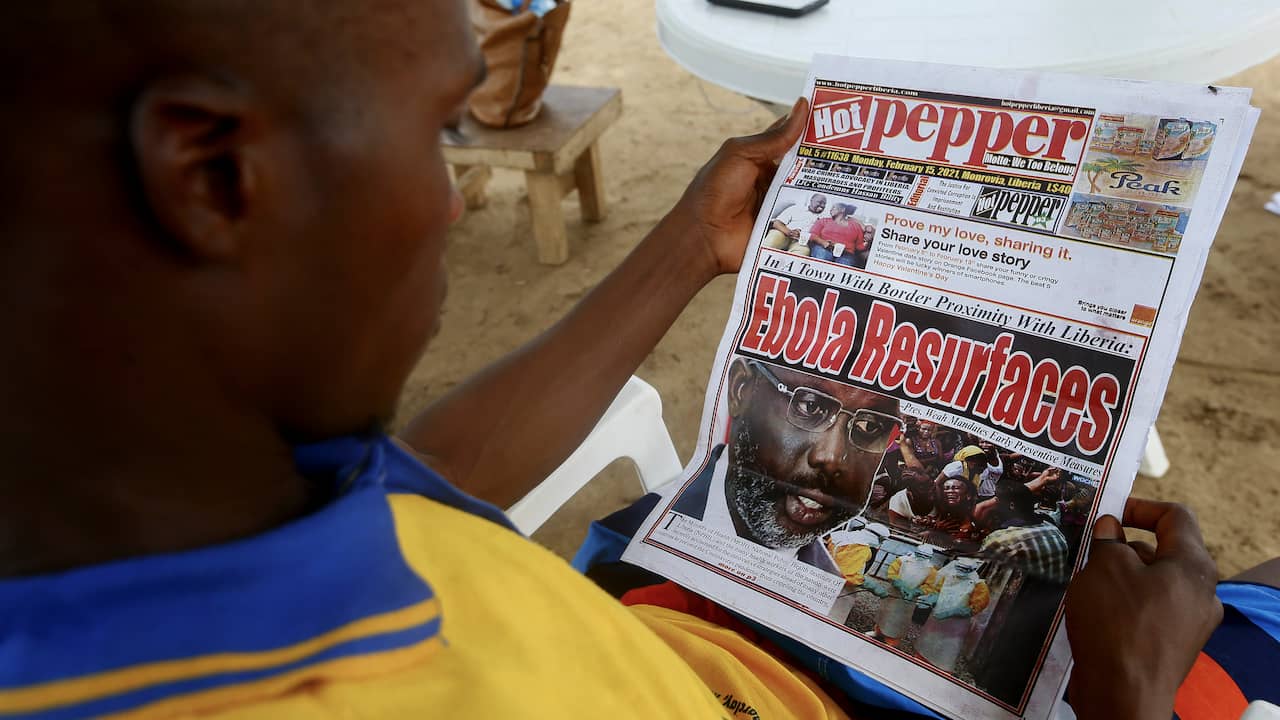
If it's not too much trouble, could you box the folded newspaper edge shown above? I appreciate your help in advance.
[623,56,1261,720]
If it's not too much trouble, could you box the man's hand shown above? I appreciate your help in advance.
[1025,466,1063,494]
[663,98,809,283]
[402,101,808,507]
[1065,498,1222,720]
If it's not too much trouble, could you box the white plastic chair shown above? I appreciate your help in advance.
[1140,426,1171,478]
[1265,191,1280,217]
[506,376,682,534]
[1243,701,1280,720]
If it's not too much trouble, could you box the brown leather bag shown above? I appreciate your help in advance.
[468,0,572,128]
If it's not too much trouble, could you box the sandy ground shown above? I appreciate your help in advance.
[395,2,1280,577]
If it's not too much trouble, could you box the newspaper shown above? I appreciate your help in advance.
[623,56,1260,720]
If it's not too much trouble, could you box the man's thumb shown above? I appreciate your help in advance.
[1091,514,1125,542]
[750,97,809,160]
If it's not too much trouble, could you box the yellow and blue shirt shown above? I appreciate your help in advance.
[0,436,851,720]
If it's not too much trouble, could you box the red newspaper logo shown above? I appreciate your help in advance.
[805,88,1090,171]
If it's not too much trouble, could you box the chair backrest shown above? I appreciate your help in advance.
[506,376,682,534]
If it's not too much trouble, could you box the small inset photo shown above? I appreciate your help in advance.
[1130,304,1157,327]
[763,187,876,269]
[1061,192,1189,256]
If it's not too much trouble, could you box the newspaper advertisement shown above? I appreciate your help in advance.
[623,56,1260,720]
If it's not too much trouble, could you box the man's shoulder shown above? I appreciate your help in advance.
[942,460,965,477]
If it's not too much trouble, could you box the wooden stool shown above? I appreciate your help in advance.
[444,85,622,265]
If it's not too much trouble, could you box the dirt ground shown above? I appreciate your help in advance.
[395,2,1280,577]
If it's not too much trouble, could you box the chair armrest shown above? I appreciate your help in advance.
[507,376,681,534]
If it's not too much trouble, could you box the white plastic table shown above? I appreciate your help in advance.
[656,0,1280,104]
[656,0,1280,478]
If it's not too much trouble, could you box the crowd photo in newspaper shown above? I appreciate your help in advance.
[665,353,1088,708]
[624,56,1259,720]
[830,412,1090,705]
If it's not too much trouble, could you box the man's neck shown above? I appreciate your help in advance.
[0,201,323,578]
[1001,514,1043,530]
[0,350,314,578]
[0,419,314,578]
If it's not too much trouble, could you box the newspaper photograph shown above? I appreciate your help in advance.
[623,56,1259,720]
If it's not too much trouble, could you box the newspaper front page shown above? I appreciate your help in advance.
[623,56,1260,720]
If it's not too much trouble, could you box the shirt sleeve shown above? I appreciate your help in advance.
[886,557,903,582]
[919,569,945,597]
[851,223,867,251]
[809,217,829,242]
[627,603,853,720]
[888,490,913,519]
[832,543,873,586]
[796,212,818,242]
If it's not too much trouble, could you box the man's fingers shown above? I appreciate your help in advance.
[1091,514,1125,541]
[1127,540,1157,564]
[1121,497,1191,531]
[764,107,792,132]
[754,164,777,199]
[1122,497,1206,561]
[1086,514,1143,568]
[739,97,809,161]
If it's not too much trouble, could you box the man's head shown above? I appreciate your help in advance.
[954,445,987,472]
[993,482,1040,528]
[807,193,827,213]
[722,358,900,549]
[939,477,971,509]
[1,1,478,442]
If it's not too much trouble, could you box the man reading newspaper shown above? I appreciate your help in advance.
[0,2,1275,720]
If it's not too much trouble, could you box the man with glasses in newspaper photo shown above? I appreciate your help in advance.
[671,357,902,573]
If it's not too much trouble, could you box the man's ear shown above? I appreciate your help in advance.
[726,359,758,417]
[128,75,261,261]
